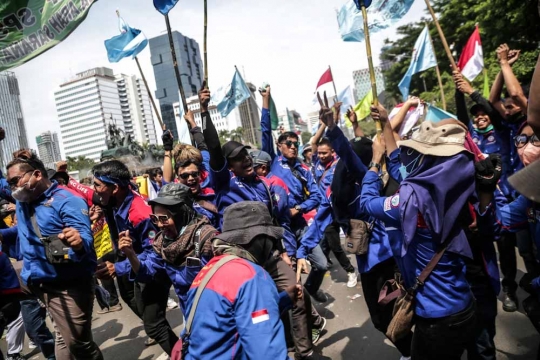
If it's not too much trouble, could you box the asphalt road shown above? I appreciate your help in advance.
[3,248,539,359]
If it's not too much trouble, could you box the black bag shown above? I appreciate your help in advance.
[31,211,71,265]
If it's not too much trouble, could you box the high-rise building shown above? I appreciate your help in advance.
[149,31,203,139]
[115,74,158,146]
[36,131,61,169]
[353,66,386,101]
[278,109,307,135]
[236,82,261,146]
[0,71,29,169]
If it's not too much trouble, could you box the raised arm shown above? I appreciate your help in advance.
[388,97,420,137]
[347,109,365,137]
[453,71,471,128]
[200,81,225,171]
[162,129,175,183]
[371,103,398,155]
[528,53,540,137]
[310,120,327,155]
[497,45,528,112]
[260,86,276,158]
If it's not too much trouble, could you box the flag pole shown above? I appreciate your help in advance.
[164,14,188,113]
[359,2,381,134]
[426,22,447,110]
[424,0,457,70]
[328,65,339,103]
[203,0,208,88]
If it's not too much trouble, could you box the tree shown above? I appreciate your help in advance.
[230,127,245,143]
[218,130,231,145]
[66,156,97,173]
[300,131,312,146]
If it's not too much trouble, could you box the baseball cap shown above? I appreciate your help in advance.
[222,141,251,159]
[250,150,272,167]
[148,183,193,208]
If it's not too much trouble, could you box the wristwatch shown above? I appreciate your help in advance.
[369,161,381,171]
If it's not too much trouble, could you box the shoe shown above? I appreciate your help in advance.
[28,340,37,349]
[346,271,358,288]
[167,297,179,310]
[6,353,24,360]
[502,292,518,312]
[312,317,327,344]
[144,338,157,346]
[294,351,331,360]
[97,304,122,314]
[400,357,411,360]
[311,289,328,303]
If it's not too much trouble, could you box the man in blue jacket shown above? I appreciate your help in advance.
[6,149,103,360]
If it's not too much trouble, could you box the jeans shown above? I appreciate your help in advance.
[516,228,540,277]
[320,222,354,273]
[304,244,328,297]
[497,232,517,293]
[360,258,412,357]
[98,253,120,307]
[412,301,477,360]
[20,299,55,360]
[466,280,497,360]
[133,278,178,355]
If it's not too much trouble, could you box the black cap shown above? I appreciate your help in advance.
[470,103,486,116]
[148,183,194,208]
[222,141,251,159]
[46,169,69,184]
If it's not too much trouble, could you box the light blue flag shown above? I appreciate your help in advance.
[153,0,179,15]
[104,17,148,63]
[425,104,457,123]
[213,69,251,118]
[337,0,415,42]
[398,26,438,99]
[175,99,193,145]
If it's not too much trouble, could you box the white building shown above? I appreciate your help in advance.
[55,67,157,162]
[0,71,28,169]
[36,131,61,169]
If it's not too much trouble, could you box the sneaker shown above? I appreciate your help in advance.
[312,317,327,344]
[167,297,179,310]
[294,351,331,360]
[28,340,37,349]
[6,353,25,360]
[97,304,123,314]
[346,271,358,288]
[311,289,328,303]
[502,292,518,312]
[144,338,157,346]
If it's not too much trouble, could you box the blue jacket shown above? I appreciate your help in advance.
[0,251,20,296]
[0,226,20,260]
[360,171,473,318]
[193,188,219,229]
[16,182,97,284]
[261,108,322,231]
[0,170,14,203]
[105,190,157,277]
[312,154,338,194]
[182,255,290,360]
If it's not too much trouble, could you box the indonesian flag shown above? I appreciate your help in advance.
[457,26,484,81]
[389,103,425,138]
[315,68,333,90]
[251,309,270,324]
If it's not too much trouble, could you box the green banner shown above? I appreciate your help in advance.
[0,0,97,72]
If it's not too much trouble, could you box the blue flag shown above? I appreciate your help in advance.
[398,26,438,99]
[353,0,372,9]
[425,105,457,123]
[104,17,148,63]
[154,0,179,15]
[337,0,414,42]
[213,69,251,118]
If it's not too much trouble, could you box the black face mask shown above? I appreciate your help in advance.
[507,112,526,124]
[243,237,275,266]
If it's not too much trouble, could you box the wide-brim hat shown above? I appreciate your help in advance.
[508,159,540,202]
[215,201,284,245]
[148,183,193,208]
[398,119,469,157]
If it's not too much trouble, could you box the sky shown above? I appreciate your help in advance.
[12,0,426,155]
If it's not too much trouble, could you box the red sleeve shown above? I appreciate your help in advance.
[67,177,94,207]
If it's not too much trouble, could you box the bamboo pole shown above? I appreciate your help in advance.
[135,57,165,130]
[328,65,339,103]
[426,23,447,110]
[203,0,208,88]
[424,0,457,70]
[164,14,188,113]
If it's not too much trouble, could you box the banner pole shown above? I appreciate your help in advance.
[203,0,209,88]
[424,0,457,70]
[135,57,165,130]
[329,65,339,103]
[426,23,447,110]
[164,14,188,113]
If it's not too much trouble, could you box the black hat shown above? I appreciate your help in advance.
[222,141,251,159]
[508,159,540,202]
[470,103,487,116]
[148,183,193,208]
[216,201,284,245]
[350,137,373,167]
[46,169,69,185]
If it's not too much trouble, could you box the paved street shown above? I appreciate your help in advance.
[2,248,538,359]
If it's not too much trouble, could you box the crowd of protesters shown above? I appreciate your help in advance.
[0,43,540,360]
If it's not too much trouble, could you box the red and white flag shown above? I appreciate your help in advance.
[251,309,270,324]
[315,68,333,90]
[457,25,484,81]
[389,103,425,138]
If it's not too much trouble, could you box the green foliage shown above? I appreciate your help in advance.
[300,131,312,146]
[66,156,96,172]
[381,0,540,108]
[218,130,231,145]
[359,120,378,138]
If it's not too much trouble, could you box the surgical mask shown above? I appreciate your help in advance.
[518,143,540,166]
[399,150,424,180]
[11,179,36,203]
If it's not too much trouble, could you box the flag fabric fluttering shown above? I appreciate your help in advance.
[398,26,438,100]
[174,100,193,145]
[261,82,280,130]
[483,69,490,99]
[316,68,333,90]
[104,17,148,63]
[337,0,415,42]
[388,103,425,137]
[457,25,484,81]
[153,0,179,15]
[425,104,457,123]
[213,69,251,118]
[336,85,355,127]
[347,90,374,125]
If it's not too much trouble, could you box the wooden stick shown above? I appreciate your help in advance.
[135,57,165,130]
[329,65,338,103]
[424,0,457,70]
[164,14,188,113]
[426,23,447,110]
[203,0,208,88]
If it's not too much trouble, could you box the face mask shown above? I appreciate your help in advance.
[518,143,540,166]
[398,150,424,180]
[11,177,36,203]
[507,112,525,124]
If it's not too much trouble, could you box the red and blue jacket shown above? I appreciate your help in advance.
[193,187,219,229]
[182,255,290,360]
[311,154,338,194]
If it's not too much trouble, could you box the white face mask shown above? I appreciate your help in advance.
[11,177,36,203]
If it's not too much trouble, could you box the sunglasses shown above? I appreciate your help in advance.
[150,214,171,224]
[178,171,200,180]
[514,134,540,149]
[280,140,299,148]
[8,170,34,189]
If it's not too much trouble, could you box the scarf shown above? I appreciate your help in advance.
[475,124,494,134]
[212,239,258,263]
[152,216,215,266]
[398,152,475,258]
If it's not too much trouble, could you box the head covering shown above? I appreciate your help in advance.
[470,103,486,116]
[398,120,469,157]
[250,150,272,168]
[508,159,540,202]
[302,144,312,155]
[46,169,69,185]
[216,201,284,245]
[398,152,475,258]
[148,183,194,208]
[222,141,251,159]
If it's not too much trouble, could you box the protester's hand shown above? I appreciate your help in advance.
[285,284,303,305]
[452,69,463,84]
[457,78,474,95]
[184,110,197,128]
[281,252,293,268]
[497,44,510,64]
[162,129,174,152]
[96,261,116,280]
[118,230,134,255]
[198,80,211,113]
[58,228,83,251]
[346,107,358,125]
[5,203,15,212]
[317,91,337,130]
[474,153,502,191]
[260,85,271,109]
[89,205,103,222]
[371,134,386,165]
[296,258,309,283]
[508,49,521,65]
[370,104,388,127]
[56,160,68,173]
[405,96,421,107]
[290,207,300,218]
